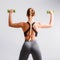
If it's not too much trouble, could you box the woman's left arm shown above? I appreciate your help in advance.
[38,10,54,28]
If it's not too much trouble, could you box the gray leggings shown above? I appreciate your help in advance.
[19,40,42,60]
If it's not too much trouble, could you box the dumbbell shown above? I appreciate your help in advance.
[7,10,15,13]
[47,10,54,14]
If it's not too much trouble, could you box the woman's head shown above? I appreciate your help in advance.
[26,8,35,17]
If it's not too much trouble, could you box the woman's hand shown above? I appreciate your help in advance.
[47,10,54,15]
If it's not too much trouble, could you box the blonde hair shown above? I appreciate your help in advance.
[27,8,35,17]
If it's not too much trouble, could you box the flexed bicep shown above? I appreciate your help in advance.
[38,22,52,28]
[9,22,25,28]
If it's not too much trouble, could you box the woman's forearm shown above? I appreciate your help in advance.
[49,11,54,27]
[8,13,13,27]
[49,14,53,25]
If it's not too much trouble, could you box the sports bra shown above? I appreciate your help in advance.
[24,22,38,37]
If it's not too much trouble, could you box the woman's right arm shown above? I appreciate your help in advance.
[8,9,24,28]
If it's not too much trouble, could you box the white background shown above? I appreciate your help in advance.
[0,0,60,60]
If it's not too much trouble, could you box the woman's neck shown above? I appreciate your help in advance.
[28,16,34,24]
[28,19,34,24]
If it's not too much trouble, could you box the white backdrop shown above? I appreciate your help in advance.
[0,0,60,60]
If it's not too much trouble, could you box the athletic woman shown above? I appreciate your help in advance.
[8,8,53,60]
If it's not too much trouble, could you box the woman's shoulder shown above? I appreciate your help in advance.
[20,21,27,24]
[34,22,41,25]
[20,21,28,26]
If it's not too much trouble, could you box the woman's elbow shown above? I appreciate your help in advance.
[49,24,53,28]
[8,23,12,27]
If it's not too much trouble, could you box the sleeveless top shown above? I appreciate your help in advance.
[24,22,38,37]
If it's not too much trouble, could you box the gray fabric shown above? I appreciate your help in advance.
[19,40,42,60]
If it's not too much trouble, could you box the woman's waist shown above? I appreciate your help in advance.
[25,36,36,41]
[25,39,36,42]
[25,35,36,39]
[25,38,37,42]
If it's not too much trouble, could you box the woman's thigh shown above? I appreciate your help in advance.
[19,41,31,60]
[31,41,42,60]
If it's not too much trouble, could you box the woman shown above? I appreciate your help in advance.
[8,8,53,60]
